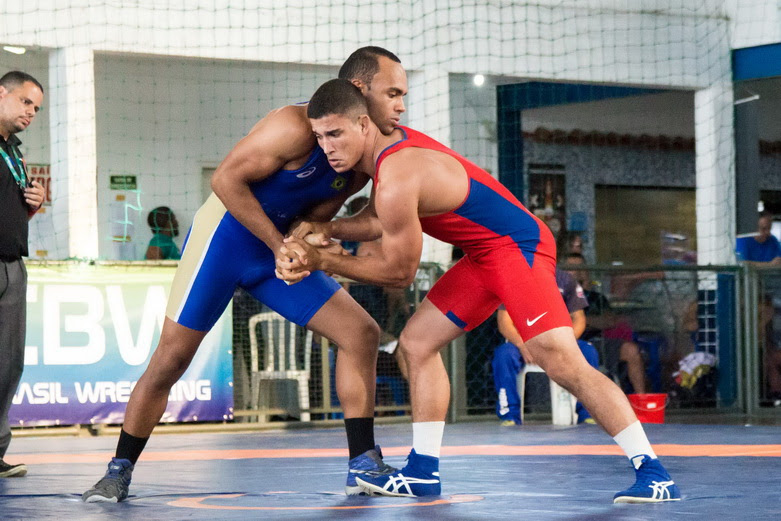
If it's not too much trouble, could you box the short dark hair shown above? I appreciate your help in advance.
[307,79,368,120]
[0,71,44,94]
[759,210,774,221]
[148,206,174,231]
[338,46,401,87]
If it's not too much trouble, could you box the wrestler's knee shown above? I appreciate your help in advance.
[144,341,197,389]
[530,337,586,387]
[338,316,381,354]
[397,328,431,363]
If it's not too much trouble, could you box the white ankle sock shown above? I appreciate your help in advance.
[613,421,657,468]
[412,421,445,458]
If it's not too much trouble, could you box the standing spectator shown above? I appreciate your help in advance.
[0,71,45,478]
[736,211,781,265]
[144,206,181,260]
[736,212,781,405]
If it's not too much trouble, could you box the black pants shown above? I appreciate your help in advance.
[0,259,26,459]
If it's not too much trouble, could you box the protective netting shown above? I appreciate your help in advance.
[0,1,769,264]
[3,1,781,421]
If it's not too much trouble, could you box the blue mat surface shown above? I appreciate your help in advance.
[1,422,778,520]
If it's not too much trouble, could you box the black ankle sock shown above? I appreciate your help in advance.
[115,429,149,465]
[344,417,375,460]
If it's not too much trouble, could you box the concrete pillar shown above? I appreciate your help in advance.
[695,80,736,265]
[48,47,98,259]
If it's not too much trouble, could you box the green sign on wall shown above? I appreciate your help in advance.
[110,175,137,190]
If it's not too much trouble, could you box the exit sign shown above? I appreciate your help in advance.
[110,175,137,190]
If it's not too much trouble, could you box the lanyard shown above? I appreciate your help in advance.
[0,144,27,190]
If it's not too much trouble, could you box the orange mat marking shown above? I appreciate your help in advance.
[12,443,781,465]
[167,493,483,510]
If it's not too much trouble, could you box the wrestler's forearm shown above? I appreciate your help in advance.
[328,214,383,242]
[319,250,414,288]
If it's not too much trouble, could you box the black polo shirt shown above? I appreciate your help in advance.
[0,133,29,260]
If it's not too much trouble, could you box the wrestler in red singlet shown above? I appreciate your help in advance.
[375,126,571,340]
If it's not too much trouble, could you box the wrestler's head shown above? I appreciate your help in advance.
[308,79,373,173]
[339,47,407,135]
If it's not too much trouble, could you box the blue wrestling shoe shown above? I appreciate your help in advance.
[613,455,680,503]
[356,449,441,497]
[345,445,397,495]
[82,457,134,503]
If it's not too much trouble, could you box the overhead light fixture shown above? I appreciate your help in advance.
[3,46,26,55]
[473,74,485,87]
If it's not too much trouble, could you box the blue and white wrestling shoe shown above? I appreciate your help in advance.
[613,455,681,503]
[356,449,441,497]
[345,445,397,495]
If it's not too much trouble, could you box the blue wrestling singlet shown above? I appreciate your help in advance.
[167,146,352,331]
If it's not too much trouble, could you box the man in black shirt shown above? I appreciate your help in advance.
[0,71,45,478]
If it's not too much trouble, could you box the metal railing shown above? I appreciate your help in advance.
[232,263,779,424]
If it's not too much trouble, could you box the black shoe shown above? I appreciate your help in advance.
[0,459,27,478]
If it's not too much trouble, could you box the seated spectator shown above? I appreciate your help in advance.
[144,206,181,260]
[492,267,599,425]
[759,296,781,407]
[682,299,700,353]
[736,211,781,266]
[562,252,647,394]
[557,231,584,258]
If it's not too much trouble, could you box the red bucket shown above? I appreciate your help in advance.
[628,393,667,424]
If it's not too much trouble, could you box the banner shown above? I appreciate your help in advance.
[11,263,233,426]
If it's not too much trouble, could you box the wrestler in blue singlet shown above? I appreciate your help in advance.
[167,145,352,331]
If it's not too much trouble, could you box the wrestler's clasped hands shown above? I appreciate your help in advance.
[275,223,349,283]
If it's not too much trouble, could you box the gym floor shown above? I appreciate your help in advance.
[1,421,778,520]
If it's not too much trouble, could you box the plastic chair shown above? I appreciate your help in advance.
[249,311,313,421]
[517,364,578,426]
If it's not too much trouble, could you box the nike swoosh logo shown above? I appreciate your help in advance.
[526,312,548,327]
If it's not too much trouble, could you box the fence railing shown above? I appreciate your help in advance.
[20,260,779,428]
[231,262,781,424]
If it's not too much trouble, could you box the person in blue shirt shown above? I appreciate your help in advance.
[737,212,781,406]
[736,212,781,265]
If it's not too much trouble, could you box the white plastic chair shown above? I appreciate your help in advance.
[517,364,578,426]
[249,311,313,422]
